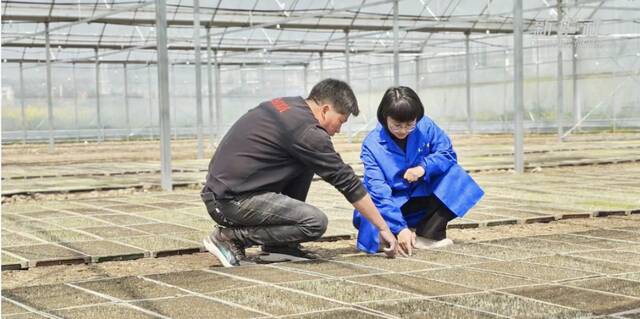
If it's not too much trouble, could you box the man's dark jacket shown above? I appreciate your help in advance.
[205,96,366,203]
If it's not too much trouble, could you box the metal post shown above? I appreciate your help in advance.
[393,0,400,86]
[303,64,309,94]
[344,29,350,83]
[72,63,79,141]
[45,23,55,152]
[612,90,617,132]
[503,50,509,132]
[156,0,173,191]
[214,50,222,138]
[147,64,154,140]
[319,51,324,79]
[572,37,580,131]
[367,60,373,119]
[242,66,248,88]
[170,63,177,139]
[95,48,103,142]
[415,56,420,93]
[536,45,541,111]
[19,62,27,144]
[282,68,287,95]
[556,0,564,141]
[423,58,428,89]
[465,32,473,134]
[513,0,524,173]
[206,26,215,147]
[123,63,131,140]
[193,0,204,159]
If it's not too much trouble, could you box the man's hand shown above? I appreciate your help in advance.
[378,228,398,258]
[352,194,399,258]
[403,166,425,182]
[397,228,415,257]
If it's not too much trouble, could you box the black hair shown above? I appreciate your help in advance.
[307,78,360,116]
[376,86,424,126]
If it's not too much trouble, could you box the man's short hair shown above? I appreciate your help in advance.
[307,78,360,116]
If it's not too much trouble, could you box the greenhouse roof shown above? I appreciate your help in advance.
[2,0,639,66]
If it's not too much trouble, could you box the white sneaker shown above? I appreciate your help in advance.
[414,237,454,250]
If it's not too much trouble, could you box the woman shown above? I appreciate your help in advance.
[353,86,484,256]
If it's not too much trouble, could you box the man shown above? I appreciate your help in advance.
[201,79,398,267]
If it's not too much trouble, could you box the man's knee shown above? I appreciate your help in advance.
[300,205,328,240]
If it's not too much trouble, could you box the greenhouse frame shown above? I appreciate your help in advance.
[2,0,639,189]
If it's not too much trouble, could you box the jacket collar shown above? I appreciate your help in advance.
[376,124,420,159]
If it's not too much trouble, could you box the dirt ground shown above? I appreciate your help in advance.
[5,132,638,166]
[4,215,636,290]
[1,185,188,205]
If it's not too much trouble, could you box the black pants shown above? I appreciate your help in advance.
[201,171,327,247]
[401,195,456,240]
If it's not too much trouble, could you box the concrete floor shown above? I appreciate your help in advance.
[2,133,640,318]
[2,214,640,318]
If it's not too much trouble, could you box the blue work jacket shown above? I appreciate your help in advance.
[353,116,484,253]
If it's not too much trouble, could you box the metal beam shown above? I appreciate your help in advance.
[216,23,531,64]
[5,0,553,69]
[1,2,154,45]
[156,0,173,191]
[514,0,524,173]
[193,0,204,159]
[410,25,513,34]
[2,14,518,34]
[2,42,420,54]
[5,3,523,65]
[393,0,399,86]
[5,0,400,61]
[45,22,54,152]
[2,58,302,66]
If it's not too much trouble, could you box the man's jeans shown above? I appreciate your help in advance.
[201,172,327,247]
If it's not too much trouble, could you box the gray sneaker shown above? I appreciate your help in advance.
[203,227,245,267]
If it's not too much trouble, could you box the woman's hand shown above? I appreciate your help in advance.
[403,166,425,183]
[397,228,415,256]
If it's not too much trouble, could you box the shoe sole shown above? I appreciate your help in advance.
[203,236,235,267]
[261,249,318,260]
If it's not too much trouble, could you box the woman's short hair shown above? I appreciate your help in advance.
[376,86,424,125]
